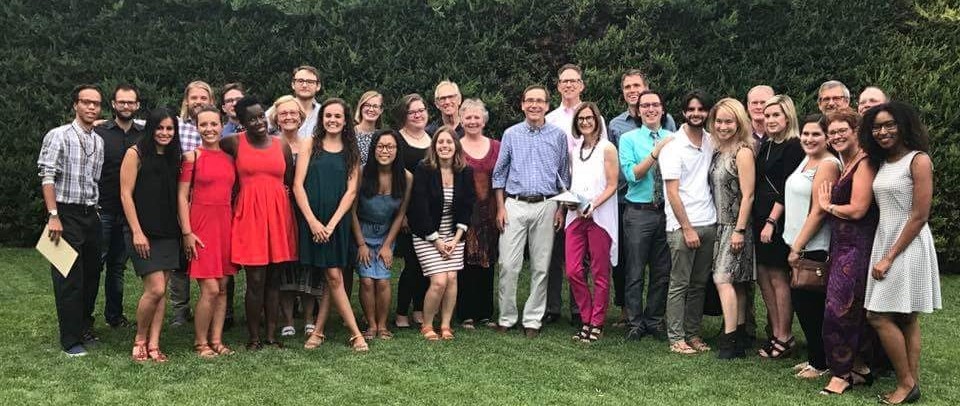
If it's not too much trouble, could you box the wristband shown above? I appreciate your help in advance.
[733,228,746,234]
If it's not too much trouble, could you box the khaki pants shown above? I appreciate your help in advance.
[665,225,716,343]
[497,198,556,330]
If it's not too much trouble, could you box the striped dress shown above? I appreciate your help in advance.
[413,187,464,276]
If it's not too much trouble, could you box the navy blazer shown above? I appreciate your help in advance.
[407,162,476,240]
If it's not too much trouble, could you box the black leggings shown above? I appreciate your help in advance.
[791,249,828,370]
[456,264,495,321]
[395,234,426,316]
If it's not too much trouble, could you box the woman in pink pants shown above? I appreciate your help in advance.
[564,102,620,343]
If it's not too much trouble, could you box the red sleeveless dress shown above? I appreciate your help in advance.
[231,134,297,266]
[180,148,237,279]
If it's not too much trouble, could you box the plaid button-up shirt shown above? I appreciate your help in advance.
[37,120,104,206]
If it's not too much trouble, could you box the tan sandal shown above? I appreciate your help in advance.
[304,332,326,350]
[670,341,697,355]
[210,342,234,355]
[363,328,377,340]
[688,337,711,352]
[195,343,217,359]
[378,329,394,340]
[348,334,369,352]
[421,326,439,341]
[440,327,455,340]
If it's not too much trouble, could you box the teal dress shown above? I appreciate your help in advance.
[299,149,350,268]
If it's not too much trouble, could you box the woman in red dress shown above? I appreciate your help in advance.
[221,97,298,350]
[178,106,237,357]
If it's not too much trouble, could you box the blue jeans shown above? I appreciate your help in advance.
[100,211,128,324]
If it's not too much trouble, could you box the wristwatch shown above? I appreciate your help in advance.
[733,228,746,234]
[48,209,59,218]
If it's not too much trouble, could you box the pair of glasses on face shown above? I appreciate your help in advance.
[436,94,458,103]
[871,121,897,134]
[523,98,547,105]
[407,108,427,116]
[559,78,582,85]
[77,99,101,107]
[576,116,595,123]
[818,95,848,104]
[827,127,851,137]
[376,144,397,152]
[293,78,319,86]
[114,101,138,107]
[362,104,382,111]
[278,111,300,119]
[638,102,661,109]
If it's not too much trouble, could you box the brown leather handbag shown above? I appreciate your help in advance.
[790,253,830,291]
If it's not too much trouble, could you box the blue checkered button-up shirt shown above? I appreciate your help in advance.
[492,120,570,196]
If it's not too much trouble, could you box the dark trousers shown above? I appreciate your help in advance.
[793,287,827,370]
[546,229,578,318]
[225,275,236,319]
[168,259,190,321]
[51,204,102,350]
[99,211,128,324]
[396,234,426,316]
[622,206,671,332]
[457,264,494,321]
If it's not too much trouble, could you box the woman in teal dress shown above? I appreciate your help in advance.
[293,98,367,352]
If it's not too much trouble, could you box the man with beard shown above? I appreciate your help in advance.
[659,90,716,354]
[817,80,851,115]
[220,82,245,136]
[618,90,674,341]
[746,85,775,149]
[170,80,216,326]
[858,86,887,114]
[425,80,464,138]
[94,84,143,328]
[267,65,321,137]
[38,84,105,356]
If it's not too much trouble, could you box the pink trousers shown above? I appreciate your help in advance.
[564,217,612,327]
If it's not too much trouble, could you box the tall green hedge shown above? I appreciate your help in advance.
[2,0,958,269]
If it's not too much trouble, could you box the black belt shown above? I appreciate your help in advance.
[627,201,663,211]
[506,193,552,203]
[59,203,99,215]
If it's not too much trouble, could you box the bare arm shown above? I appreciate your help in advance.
[592,144,620,209]
[734,148,756,231]
[292,140,326,242]
[874,154,933,279]
[820,161,876,220]
[120,148,150,258]
[325,163,360,230]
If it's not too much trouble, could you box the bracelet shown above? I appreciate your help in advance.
[182,231,192,237]
[733,228,746,234]
[765,218,776,225]
[650,153,659,161]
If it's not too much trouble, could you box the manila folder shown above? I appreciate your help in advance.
[35,226,78,277]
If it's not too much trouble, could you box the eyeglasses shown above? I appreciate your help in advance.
[376,144,397,152]
[559,78,582,85]
[523,98,547,104]
[278,110,300,118]
[407,108,427,116]
[113,101,138,107]
[293,78,319,86]
[362,104,382,111]
[436,94,459,102]
[818,95,848,104]
[576,116,595,122]
[827,127,851,137]
[871,121,898,134]
[223,97,243,105]
[638,102,662,109]
[77,99,101,107]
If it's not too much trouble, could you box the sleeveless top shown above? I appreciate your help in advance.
[782,155,841,251]
[564,138,619,266]
[133,147,180,238]
[711,147,749,226]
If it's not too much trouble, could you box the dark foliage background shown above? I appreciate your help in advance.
[1,0,957,270]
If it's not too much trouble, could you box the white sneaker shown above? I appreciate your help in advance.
[280,326,296,337]
[304,324,316,335]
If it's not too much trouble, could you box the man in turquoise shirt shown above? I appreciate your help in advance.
[618,90,674,341]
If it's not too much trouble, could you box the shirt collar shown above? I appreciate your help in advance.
[525,120,546,132]
[71,119,93,136]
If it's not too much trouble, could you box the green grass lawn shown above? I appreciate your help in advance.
[0,247,956,405]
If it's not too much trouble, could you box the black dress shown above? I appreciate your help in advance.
[752,137,804,268]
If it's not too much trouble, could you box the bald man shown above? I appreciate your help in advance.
[858,86,887,114]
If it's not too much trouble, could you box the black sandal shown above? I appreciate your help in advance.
[583,326,602,343]
[758,336,795,359]
[851,369,875,386]
[573,324,590,341]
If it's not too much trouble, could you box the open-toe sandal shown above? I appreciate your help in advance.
[363,329,377,340]
[195,343,217,359]
[670,341,698,355]
[211,342,234,355]
[759,336,795,359]
[688,337,711,352]
[462,319,476,330]
[304,333,325,350]
[440,327,455,340]
[147,346,168,363]
[583,326,602,343]
[132,340,148,362]
[573,324,590,341]
[378,329,394,340]
[421,326,439,341]
[348,334,369,352]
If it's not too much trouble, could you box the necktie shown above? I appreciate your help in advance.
[651,132,663,205]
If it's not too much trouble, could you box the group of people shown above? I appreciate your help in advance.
[38,63,940,404]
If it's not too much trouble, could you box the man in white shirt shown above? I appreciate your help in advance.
[267,65,322,138]
[660,90,717,354]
